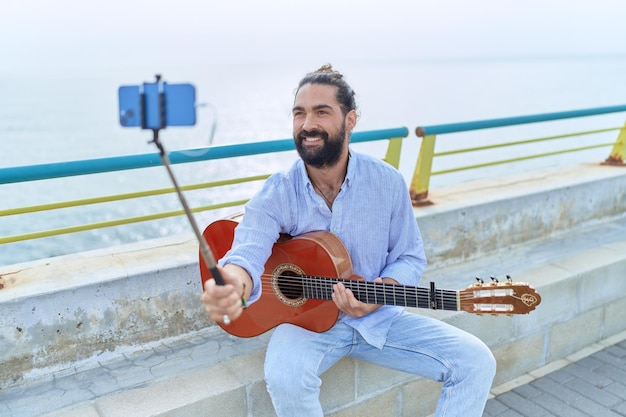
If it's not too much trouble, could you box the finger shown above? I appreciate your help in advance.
[336,283,356,304]
[205,297,243,323]
[333,283,358,311]
[332,283,347,304]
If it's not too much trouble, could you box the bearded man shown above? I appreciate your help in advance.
[201,64,496,417]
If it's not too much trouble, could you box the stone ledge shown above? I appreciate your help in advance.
[34,240,626,417]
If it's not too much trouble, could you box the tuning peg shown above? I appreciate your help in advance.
[475,276,484,284]
[490,275,499,283]
[506,275,513,283]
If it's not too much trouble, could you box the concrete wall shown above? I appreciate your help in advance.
[0,236,210,385]
[1,163,625,416]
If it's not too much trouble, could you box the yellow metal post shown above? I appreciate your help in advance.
[383,137,403,169]
[603,121,626,166]
[410,129,436,206]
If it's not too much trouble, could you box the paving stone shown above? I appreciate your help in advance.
[543,368,576,384]
[482,398,508,416]
[530,392,589,417]
[611,400,626,416]
[567,396,622,417]
[496,391,553,417]
[495,408,524,417]
[605,381,626,401]
[595,351,626,371]
[512,383,543,399]
[565,377,622,407]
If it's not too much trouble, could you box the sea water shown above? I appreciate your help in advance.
[2,57,626,265]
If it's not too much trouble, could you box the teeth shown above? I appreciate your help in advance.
[305,137,321,142]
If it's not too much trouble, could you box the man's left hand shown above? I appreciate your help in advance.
[332,277,397,318]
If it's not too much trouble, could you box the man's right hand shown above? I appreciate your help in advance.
[201,264,252,325]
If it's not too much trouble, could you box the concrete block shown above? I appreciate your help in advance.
[163,391,247,417]
[222,351,278,417]
[222,350,265,386]
[578,258,626,312]
[321,358,357,412]
[356,360,415,398]
[491,332,547,386]
[327,388,401,417]
[512,267,579,341]
[401,378,442,417]
[546,242,626,311]
[604,297,626,339]
[40,404,102,417]
[445,310,516,347]
[248,379,278,417]
[96,363,244,417]
[548,308,604,362]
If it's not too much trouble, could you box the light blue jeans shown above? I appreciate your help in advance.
[264,312,496,417]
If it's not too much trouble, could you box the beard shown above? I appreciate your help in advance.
[294,123,346,169]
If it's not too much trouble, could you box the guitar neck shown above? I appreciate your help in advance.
[301,276,460,311]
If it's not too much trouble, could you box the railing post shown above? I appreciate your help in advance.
[603,121,626,166]
[410,128,436,206]
[383,137,403,169]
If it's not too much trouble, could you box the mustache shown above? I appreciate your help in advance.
[296,129,329,142]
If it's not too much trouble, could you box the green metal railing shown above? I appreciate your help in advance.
[1,104,625,248]
[0,128,408,244]
[410,105,626,204]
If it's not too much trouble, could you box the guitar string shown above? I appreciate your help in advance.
[253,280,454,304]
[248,273,529,302]
[254,273,517,298]
[251,281,528,306]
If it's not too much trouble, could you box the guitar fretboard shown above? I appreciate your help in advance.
[293,276,459,311]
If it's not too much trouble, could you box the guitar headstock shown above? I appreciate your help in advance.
[459,276,541,315]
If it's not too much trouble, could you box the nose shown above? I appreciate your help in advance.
[300,113,318,132]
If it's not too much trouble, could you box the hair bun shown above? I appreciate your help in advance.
[315,64,342,78]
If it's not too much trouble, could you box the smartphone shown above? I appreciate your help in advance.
[118,82,196,129]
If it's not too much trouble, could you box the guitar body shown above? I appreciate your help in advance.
[200,216,355,338]
[200,216,541,338]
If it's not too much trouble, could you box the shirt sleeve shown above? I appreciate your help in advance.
[217,174,289,304]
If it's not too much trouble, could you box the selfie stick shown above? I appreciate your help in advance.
[145,75,225,286]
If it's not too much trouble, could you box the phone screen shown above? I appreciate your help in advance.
[118,82,196,129]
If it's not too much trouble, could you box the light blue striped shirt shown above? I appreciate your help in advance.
[219,149,427,348]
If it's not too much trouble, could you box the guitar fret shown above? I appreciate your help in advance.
[438,289,459,311]
[323,277,332,300]
[362,281,369,304]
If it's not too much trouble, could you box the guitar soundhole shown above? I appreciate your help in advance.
[279,270,304,299]
[272,264,307,307]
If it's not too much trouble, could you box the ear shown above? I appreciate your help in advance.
[345,109,357,132]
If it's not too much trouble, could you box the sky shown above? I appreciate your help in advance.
[1,0,625,77]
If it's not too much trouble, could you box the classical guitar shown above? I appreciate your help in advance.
[200,216,541,338]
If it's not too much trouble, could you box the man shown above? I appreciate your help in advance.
[201,64,496,416]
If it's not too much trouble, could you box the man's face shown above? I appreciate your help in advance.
[292,83,349,169]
